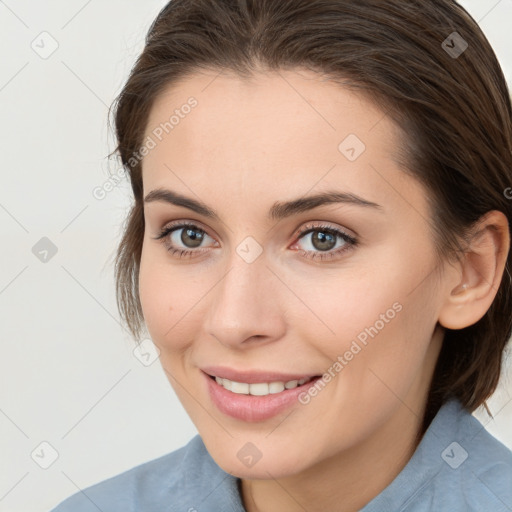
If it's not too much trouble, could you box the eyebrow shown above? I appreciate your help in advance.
[143,188,384,221]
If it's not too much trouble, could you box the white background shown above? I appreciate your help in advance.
[0,1,511,511]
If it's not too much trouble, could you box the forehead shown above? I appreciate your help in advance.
[141,68,426,220]
[144,67,394,157]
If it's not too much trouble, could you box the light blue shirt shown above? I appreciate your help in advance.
[50,397,512,511]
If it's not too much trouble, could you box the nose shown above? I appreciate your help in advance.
[202,249,287,349]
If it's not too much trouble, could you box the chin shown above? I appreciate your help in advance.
[205,439,308,480]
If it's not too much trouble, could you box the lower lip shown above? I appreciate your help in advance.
[203,371,321,422]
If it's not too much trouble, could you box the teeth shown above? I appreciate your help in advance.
[230,381,249,394]
[213,376,314,396]
[285,380,298,389]
[269,382,285,393]
[249,382,269,396]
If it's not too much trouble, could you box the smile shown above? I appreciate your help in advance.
[204,371,322,422]
[211,375,315,396]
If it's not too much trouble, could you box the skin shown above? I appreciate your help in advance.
[138,68,509,512]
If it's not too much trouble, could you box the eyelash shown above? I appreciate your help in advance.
[153,221,358,261]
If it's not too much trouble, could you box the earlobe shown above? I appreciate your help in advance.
[437,210,510,331]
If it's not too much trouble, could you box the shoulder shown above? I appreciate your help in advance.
[408,399,512,511]
[49,435,208,512]
[362,398,512,512]
[456,412,512,511]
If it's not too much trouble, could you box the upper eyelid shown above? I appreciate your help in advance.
[164,220,214,238]
[161,220,353,245]
[296,222,352,236]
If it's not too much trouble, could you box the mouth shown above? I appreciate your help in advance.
[203,371,323,422]
[205,372,322,397]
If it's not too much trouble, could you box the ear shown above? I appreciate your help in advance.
[438,210,510,330]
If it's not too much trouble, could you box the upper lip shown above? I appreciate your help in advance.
[201,366,320,384]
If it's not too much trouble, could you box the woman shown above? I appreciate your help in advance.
[51,0,512,510]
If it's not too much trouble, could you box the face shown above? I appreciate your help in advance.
[138,68,448,479]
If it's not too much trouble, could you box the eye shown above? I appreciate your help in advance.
[291,222,358,261]
[153,222,217,258]
[153,220,358,261]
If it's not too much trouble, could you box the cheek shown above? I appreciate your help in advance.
[138,247,219,358]
[299,256,434,386]
[138,250,189,348]
[293,265,403,348]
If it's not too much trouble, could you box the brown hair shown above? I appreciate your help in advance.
[109,0,512,431]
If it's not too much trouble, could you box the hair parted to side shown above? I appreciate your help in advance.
[109,0,512,428]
